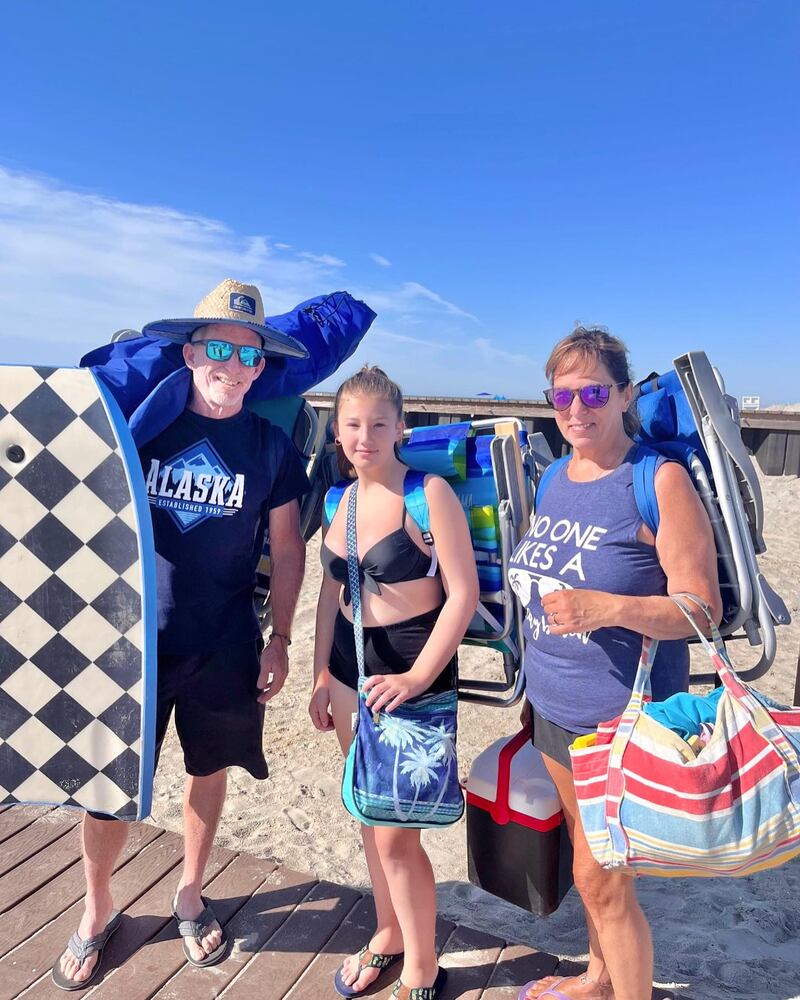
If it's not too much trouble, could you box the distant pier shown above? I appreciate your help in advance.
[304,393,800,477]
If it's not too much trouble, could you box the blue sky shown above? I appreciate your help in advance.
[1,1,797,403]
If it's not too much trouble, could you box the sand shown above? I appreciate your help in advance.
[150,468,800,1000]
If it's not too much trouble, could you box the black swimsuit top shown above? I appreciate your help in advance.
[321,507,438,605]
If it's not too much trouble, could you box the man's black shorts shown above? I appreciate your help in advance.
[90,639,267,820]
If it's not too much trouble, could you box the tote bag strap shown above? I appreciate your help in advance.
[345,482,367,691]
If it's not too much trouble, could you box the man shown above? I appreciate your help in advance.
[54,279,309,988]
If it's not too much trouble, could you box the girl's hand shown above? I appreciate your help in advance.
[308,683,335,732]
[541,588,617,635]
[362,672,426,713]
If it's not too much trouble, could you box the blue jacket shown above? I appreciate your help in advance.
[81,291,375,447]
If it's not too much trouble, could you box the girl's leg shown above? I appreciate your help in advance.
[329,676,403,992]
[372,825,439,989]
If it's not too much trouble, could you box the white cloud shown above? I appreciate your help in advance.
[472,337,534,367]
[370,253,392,268]
[297,251,346,268]
[0,166,496,398]
[360,281,479,323]
[0,166,350,364]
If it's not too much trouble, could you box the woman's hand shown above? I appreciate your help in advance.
[541,588,617,635]
[362,672,427,713]
[308,679,335,732]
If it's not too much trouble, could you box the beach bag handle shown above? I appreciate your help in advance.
[603,591,800,866]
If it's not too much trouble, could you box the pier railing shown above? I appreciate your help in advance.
[303,393,800,477]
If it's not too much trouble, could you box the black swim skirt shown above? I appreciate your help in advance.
[529,703,582,772]
[329,606,457,695]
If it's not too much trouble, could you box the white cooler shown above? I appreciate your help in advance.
[465,727,574,915]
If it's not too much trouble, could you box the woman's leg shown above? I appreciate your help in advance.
[329,675,404,992]
[526,754,653,1000]
[372,825,439,989]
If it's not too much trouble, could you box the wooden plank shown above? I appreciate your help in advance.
[0,830,186,1000]
[0,812,80,878]
[0,822,162,960]
[437,924,505,1000]
[219,879,362,1000]
[0,806,52,845]
[284,894,376,1000]
[480,942,559,999]
[154,862,317,1000]
[0,824,82,914]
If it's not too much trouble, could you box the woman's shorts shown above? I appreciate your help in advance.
[529,704,583,772]
[329,606,457,695]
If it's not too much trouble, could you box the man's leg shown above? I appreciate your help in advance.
[172,769,228,963]
[57,814,129,984]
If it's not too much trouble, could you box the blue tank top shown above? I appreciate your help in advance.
[508,445,688,733]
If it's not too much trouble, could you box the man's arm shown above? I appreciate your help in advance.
[256,498,306,703]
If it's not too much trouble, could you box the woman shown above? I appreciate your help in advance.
[309,366,479,999]
[509,328,721,1000]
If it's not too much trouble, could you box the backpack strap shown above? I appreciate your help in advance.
[323,481,349,528]
[534,456,569,507]
[403,469,434,544]
[537,450,661,536]
[631,445,661,536]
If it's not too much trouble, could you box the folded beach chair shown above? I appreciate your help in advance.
[398,418,537,704]
[535,350,791,683]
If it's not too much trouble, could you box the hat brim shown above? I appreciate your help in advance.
[141,317,309,359]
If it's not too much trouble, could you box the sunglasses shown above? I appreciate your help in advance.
[193,339,266,368]
[544,382,628,411]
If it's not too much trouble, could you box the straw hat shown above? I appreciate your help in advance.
[142,278,308,359]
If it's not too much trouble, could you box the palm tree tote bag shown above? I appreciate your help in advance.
[341,482,464,828]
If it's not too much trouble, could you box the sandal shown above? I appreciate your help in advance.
[51,911,121,991]
[171,895,228,968]
[518,974,614,1000]
[334,945,404,997]
[391,966,447,1000]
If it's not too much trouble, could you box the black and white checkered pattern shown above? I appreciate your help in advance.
[0,366,148,819]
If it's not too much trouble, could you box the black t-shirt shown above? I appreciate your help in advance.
[139,407,310,654]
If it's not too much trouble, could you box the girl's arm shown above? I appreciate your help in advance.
[364,475,479,712]
[544,461,723,639]
[309,529,344,732]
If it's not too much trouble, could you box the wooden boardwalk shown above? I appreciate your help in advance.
[0,806,682,999]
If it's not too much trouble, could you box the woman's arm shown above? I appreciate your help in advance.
[364,475,479,712]
[544,461,723,640]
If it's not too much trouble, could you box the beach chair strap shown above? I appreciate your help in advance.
[535,448,660,537]
[323,470,434,544]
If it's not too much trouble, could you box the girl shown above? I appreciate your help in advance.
[310,366,478,999]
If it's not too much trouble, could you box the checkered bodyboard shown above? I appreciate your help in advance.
[0,366,156,819]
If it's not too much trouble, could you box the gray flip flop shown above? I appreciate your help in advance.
[51,911,122,991]
[171,895,228,968]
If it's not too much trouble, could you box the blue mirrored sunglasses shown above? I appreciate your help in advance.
[544,382,628,411]
[194,339,266,367]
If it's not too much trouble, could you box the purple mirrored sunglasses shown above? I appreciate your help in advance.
[544,382,628,411]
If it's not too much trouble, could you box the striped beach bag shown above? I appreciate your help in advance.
[570,594,800,877]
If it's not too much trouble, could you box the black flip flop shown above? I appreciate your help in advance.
[51,911,122,991]
[334,945,404,997]
[171,895,228,968]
